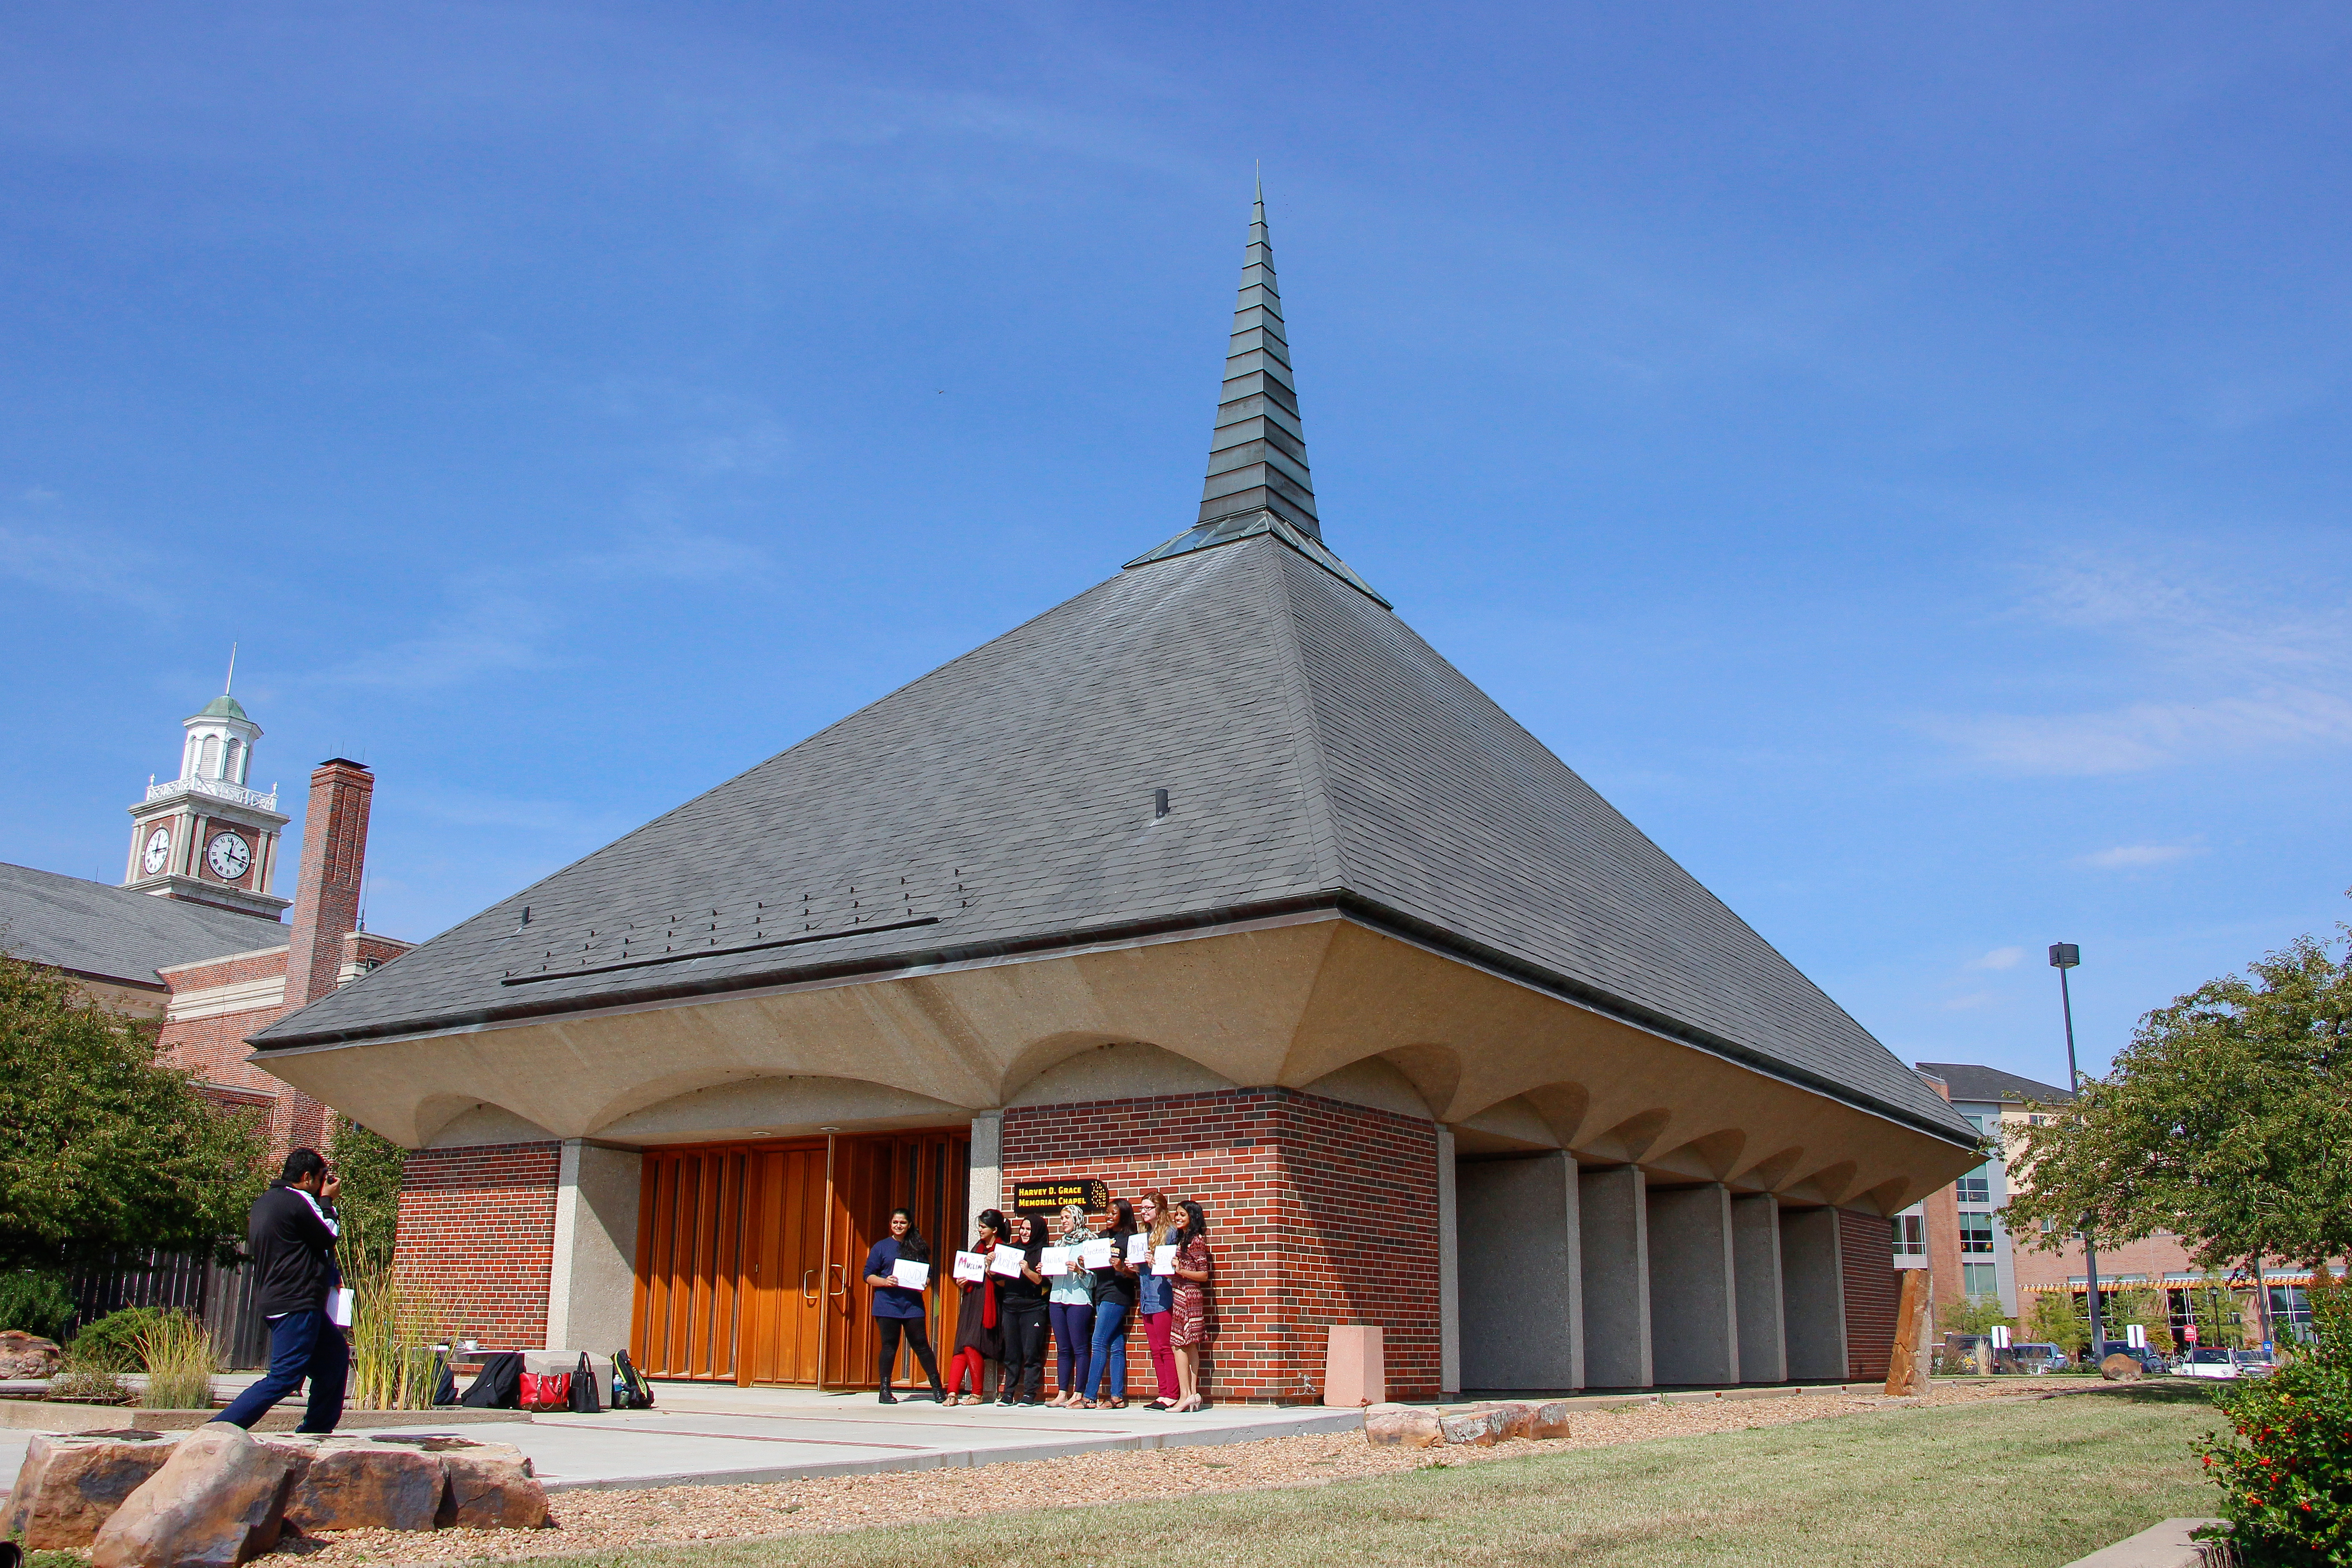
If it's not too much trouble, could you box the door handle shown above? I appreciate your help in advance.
[829,1262,847,1300]
[802,1268,817,1303]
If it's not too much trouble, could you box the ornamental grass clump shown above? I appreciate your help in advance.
[346,1259,449,1411]
[134,1309,219,1409]
[2199,1271,2352,1566]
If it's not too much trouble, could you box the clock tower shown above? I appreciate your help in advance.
[124,685,293,921]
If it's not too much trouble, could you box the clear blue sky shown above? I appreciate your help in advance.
[6,3,2347,1088]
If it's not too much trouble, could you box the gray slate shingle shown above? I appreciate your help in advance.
[0,861,287,984]
[253,533,1969,1142]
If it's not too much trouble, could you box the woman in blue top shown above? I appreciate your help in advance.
[862,1208,946,1405]
[1044,1203,1096,1406]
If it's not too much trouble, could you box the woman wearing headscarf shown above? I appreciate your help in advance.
[944,1208,1008,1405]
[996,1213,1051,1405]
[1135,1189,1181,1410]
[1084,1196,1139,1408]
[1167,1198,1215,1413]
[861,1207,946,1405]
[1045,1204,1097,1406]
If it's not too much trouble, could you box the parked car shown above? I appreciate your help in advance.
[2174,1348,2273,1380]
[1997,1342,2071,1374]
[2093,1341,2168,1375]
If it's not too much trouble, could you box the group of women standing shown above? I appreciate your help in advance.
[860,1191,1215,1413]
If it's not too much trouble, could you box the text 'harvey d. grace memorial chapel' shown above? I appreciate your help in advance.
[249,194,1979,1401]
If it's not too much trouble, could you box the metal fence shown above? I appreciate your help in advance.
[67,1248,271,1369]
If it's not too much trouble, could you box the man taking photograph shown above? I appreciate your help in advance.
[213,1148,348,1433]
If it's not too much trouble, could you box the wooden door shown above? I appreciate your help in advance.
[630,1131,968,1387]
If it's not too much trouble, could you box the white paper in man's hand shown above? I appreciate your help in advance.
[990,1245,1026,1277]
[1080,1238,1114,1268]
[892,1259,931,1290]
[1041,1246,1073,1276]
[1153,1243,1180,1275]
[1125,1233,1151,1264]
[953,1251,986,1283]
[328,1287,354,1328]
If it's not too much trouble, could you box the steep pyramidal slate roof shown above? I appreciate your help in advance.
[256,197,1968,1145]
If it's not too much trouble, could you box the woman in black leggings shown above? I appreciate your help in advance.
[996,1213,1050,1405]
[862,1208,946,1404]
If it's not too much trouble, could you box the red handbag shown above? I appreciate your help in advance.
[518,1370,573,1410]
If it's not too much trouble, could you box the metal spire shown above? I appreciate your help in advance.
[1198,183,1319,539]
[224,643,237,696]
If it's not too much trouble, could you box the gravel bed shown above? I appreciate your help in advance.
[266,1382,2040,1566]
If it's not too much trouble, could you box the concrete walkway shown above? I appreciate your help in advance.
[0,1383,1363,1495]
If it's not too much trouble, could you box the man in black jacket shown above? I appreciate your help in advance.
[213,1148,349,1432]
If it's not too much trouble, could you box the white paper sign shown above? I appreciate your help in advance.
[990,1244,1026,1278]
[892,1259,931,1290]
[1152,1243,1180,1275]
[1080,1238,1114,1268]
[953,1250,986,1284]
[1040,1246,1073,1276]
[1125,1233,1151,1264]
[328,1287,354,1328]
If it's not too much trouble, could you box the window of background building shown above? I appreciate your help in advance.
[1960,1219,1995,1255]
[1892,1213,1926,1260]
[1956,1168,1991,1205]
[1962,1262,1999,1298]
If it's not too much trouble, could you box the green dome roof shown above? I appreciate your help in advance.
[195,694,249,722]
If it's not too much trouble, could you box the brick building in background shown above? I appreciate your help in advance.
[250,195,1971,1398]
[0,686,411,1154]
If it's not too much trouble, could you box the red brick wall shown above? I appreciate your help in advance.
[1001,1088,1441,1403]
[395,1141,560,1351]
[1839,1208,1898,1381]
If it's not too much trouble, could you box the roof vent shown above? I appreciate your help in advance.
[1153,788,1170,820]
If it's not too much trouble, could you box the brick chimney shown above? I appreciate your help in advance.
[284,759,374,1013]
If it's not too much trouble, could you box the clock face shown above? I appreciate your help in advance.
[205,831,252,881]
[140,827,171,876]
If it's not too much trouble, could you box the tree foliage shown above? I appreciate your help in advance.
[2003,922,2352,1280]
[0,948,268,1267]
[2200,1270,2352,1565]
[330,1114,408,1275]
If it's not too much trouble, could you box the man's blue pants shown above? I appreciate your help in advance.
[213,1308,348,1433]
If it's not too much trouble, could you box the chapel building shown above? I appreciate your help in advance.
[251,196,1980,1397]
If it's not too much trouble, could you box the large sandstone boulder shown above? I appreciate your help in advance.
[91,1424,297,1568]
[1436,1407,1508,1447]
[430,1441,548,1530]
[1528,1400,1573,1440]
[1362,1404,1442,1447]
[2100,1353,2145,1382]
[258,1437,447,1534]
[0,1329,65,1380]
[1489,1403,1536,1441]
[4,1431,176,1548]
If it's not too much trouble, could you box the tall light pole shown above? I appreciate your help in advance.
[2049,943,2105,1361]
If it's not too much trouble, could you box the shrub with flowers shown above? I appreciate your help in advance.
[2199,1270,2352,1566]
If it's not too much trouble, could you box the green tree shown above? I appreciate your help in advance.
[1942,1295,2016,1336]
[330,1114,408,1274]
[2003,919,2352,1292]
[2026,1291,2091,1357]
[0,948,268,1267]
[2108,1284,2177,1356]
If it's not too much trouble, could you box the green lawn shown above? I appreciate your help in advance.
[541,1384,2225,1568]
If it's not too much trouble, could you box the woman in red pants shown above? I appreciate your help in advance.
[943,1209,1008,1404]
[1135,1190,1181,1410]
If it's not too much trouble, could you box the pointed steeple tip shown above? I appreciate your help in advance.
[1198,184,1319,540]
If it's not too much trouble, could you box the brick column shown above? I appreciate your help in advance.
[284,759,373,1013]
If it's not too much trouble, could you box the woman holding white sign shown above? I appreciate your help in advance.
[997,1213,1051,1405]
[862,1208,946,1405]
[1084,1197,1140,1409]
[1166,1200,1215,1412]
[1045,1203,1096,1406]
[944,1209,1009,1405]
[1135,1190,1181,1409]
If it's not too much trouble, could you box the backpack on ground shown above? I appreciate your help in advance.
[611,1347,654,1409]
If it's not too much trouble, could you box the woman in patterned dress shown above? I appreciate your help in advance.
[1167,1199,1214,1413]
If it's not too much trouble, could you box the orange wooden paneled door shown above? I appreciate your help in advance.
[630,1131,967,1388]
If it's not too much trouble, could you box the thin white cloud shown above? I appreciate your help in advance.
[2074,842,2201,870]
[1969,946,2026,970]
[1927,550,2352,775]
[1941,991,1999,1011]
[0,515,173,614]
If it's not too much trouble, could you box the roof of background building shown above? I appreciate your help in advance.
[253,194,1972,1148]
[0,861,285,987]
[1916,1061,2073,1105]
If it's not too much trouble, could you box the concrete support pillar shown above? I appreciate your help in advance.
[1731,1193,1787,1383]
[1779,1205,1848,1381]
[1457,1152,1584,1391]
[545,1140,642,1354]
[967,1111,1002,1240]
[1436,1126,1461,1397]
[1647,1182,1739,1386]
[1578,1164,1651,1388]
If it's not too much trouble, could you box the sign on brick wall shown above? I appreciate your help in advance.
[1010,1177,1112,1215]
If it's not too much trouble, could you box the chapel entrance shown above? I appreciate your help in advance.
[629,1128,969,1388]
